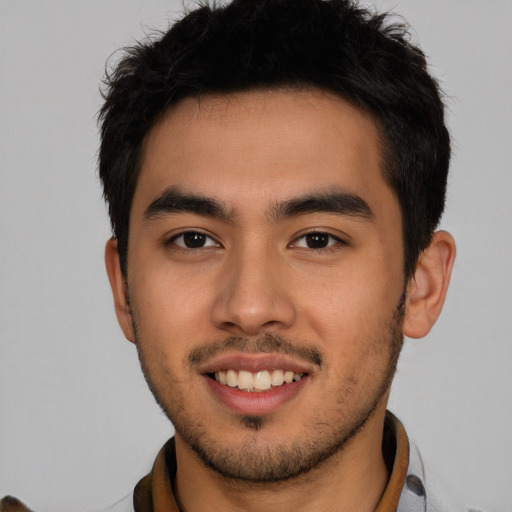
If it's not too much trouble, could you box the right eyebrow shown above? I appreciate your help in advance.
[143,186,232,222]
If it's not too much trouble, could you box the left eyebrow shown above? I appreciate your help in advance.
[270,189,374,221]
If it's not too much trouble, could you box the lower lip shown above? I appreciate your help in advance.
[203,375,308,416]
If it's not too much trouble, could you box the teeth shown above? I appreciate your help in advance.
[238,370,254,390]
[271,369,284,387]
[213,369,304,391]
[253,371,271,391]
[226,369,238,387]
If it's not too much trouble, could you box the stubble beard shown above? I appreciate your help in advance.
[134,296,405,484]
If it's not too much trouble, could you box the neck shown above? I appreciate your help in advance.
[174,406,389,512]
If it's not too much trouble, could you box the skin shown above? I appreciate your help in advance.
[106,88,456,512]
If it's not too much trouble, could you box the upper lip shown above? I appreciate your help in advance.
[197,353,315,375]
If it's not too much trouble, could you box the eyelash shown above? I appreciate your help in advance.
[167,231,220,250]
[290,231,347,251]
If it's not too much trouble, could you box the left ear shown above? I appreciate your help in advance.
[403,230,456,339]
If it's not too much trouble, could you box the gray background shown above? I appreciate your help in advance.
[1,1,510,511]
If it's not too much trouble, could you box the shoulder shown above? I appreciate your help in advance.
[398,443,484,512]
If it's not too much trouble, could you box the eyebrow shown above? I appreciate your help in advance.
[144,186,232,222]
[143,186,373,223]
[270,189,373,221]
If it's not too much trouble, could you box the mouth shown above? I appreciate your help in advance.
[198,353,314,415]
[208,369,305,392]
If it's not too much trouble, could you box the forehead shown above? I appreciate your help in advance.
[134,88,392,217]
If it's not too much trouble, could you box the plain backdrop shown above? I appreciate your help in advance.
[1,1,511,511]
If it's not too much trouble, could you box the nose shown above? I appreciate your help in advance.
[211,245,296,336]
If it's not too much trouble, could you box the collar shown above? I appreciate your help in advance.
[134,411,410,512]
[375,411,410,511]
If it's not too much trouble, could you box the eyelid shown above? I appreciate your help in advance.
[166,229,221,249]
[289,229,348,249]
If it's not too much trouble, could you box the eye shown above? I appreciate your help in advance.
[170,231,219,249]
[292,232,343,250]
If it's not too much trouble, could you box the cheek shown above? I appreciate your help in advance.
[129,264,215,355]
[300,269,398,338]
[297,261,403,382]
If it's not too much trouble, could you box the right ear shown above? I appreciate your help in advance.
[105,238,136,343]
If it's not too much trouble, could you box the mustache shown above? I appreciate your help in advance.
[188,333,324,369]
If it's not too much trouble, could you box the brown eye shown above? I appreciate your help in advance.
[293,232,341,250]
[304,233,330,249]
[171,232,218,249]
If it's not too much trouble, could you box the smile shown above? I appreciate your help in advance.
[213,369,305,392]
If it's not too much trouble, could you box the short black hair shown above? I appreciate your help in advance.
[99,0,450,278]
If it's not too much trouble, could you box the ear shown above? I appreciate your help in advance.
[105,238,136,343]
[403,230,456,339]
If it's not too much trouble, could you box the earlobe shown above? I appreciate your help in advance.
[403,230,456,339]
[105,238,136,343]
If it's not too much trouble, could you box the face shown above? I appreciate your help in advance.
[122,88,406,481]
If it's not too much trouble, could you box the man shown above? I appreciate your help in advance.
[99,0,463,510]
[0,0,473,510]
